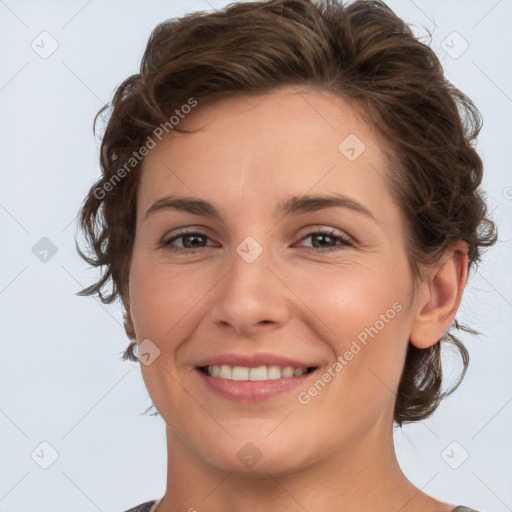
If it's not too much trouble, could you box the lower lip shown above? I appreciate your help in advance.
[196,368,317,402]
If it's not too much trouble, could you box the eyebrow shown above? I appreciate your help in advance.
[144,193,377,223]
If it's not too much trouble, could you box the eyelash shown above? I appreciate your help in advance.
[161,228,353,255]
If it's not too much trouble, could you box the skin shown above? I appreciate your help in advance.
[123,85,468,512]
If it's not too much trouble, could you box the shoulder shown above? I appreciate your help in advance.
[122,499,158,512]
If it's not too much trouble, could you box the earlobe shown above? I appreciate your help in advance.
[409,241,469,350]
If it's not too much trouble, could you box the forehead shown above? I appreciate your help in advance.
[137,86,393,220]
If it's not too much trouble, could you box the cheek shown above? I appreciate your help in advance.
[295,261,407,337]
[290,261,411,393]
[127,260,206,407]
[128,256,214,342]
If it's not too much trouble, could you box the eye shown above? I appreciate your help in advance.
[160,227,353,255]
[295,228,353,253]
[161,231,214,254]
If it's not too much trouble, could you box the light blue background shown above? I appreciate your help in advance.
[1,1,510,511]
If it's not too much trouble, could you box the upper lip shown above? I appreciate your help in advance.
[195,352,318,369]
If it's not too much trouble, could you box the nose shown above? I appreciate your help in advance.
[208,242,291,337]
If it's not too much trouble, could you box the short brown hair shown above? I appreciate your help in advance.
[76,0,496,425]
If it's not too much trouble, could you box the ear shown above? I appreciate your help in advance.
[121,292,137,340]
[409,241,469,349]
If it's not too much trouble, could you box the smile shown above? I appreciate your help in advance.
[196,364,319,402]
[199,364,317,381]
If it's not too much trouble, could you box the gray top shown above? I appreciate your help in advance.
[123,501,156,512]
[122,500,484,511]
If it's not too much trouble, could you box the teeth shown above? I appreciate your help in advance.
[205,364,309,381]
[232,366,249,380]
[249,366,267,381]
[282,367,294,378]
[267,365,282,379]
[219,365,231,379]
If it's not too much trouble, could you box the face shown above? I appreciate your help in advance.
[125,86,420,475]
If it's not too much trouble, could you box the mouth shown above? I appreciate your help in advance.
[195,364,319,402]
[197,364,318,381]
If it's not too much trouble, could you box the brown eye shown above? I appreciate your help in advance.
[296,229,353,253]
[162,231,212,254]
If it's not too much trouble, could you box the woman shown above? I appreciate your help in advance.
[76,0,496,510]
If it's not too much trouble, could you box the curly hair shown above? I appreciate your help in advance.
[75,0,496,426]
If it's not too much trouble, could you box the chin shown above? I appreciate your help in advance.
[192,431,317,476]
